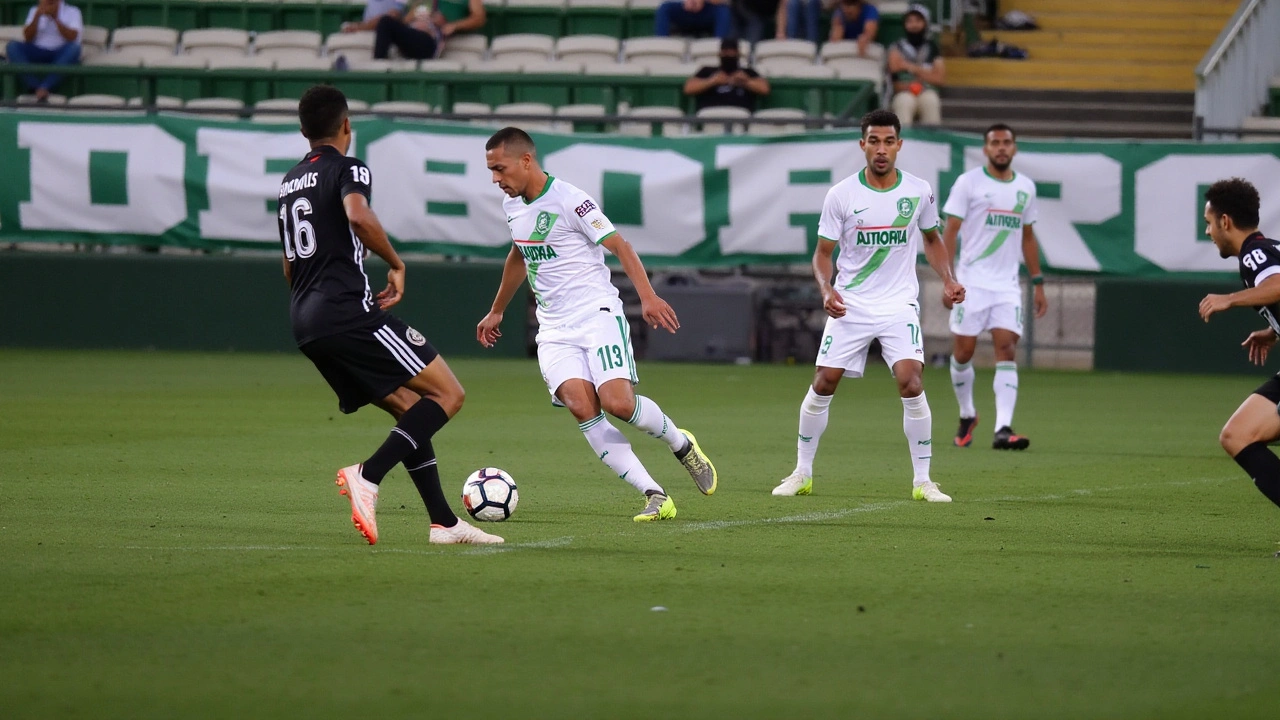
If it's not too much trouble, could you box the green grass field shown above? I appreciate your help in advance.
[2,350,1279,719]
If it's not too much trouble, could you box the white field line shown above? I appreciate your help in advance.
[118,477,1232,555]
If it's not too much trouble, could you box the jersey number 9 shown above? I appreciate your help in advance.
[280,197,317,260]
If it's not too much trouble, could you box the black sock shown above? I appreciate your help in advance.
[404,440,458,527]
[363,398,450,484]
[1232,442,1280,509]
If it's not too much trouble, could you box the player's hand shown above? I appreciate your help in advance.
[709,71,730,85]
[641,294,680,333]
[822,288,846,319]
[476,311,503,348]
[377,265,405,309]
[943,280,966,307]
[1243,329,1277,366]
[941,287,954,310]
[1199,293,1232,321]
[1033,284,1048,318]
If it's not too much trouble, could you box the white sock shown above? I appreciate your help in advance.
[994,361,1018,430]
[950,358,976,419]
[579,413,663,495]
[902,393,932,486]
[626,395,685,453]
[796,386,833,477]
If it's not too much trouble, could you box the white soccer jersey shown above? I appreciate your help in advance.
[818,168,941,317]
[942,167,1039,292]
[503,176,620,328]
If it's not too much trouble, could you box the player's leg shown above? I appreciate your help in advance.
[988,299,1030,450]
[950,333,979,446]
[880,310,951,502]
[776,316,867,496]
[1221,382,1280,520]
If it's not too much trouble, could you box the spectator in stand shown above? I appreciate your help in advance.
[365,0,486,59]
[683,37,770,112]
[655,0,735,39]
[6,0,82,102]
[825,0,878,54]
[887,4,944,126]
[341,0,406,32]
[732,0,779,44]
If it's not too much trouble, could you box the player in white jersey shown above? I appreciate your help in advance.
[475,127,718,522]
[942,124,1048,450]
[774,109,965,502]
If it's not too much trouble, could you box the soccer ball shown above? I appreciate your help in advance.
[462,468,518,522]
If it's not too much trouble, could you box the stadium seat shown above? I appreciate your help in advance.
[84,53,144,67]
[273,55,331,70]
[371,100,434,116]
[820,40,884,63]
[749,107,807,135]
[67,93,127,107]
[626,0,663,37]
[182,28,251,59]
[554,102,607,132]
[494,101,557,131]
[440,33,488,63]
[127,95,185,109]
[622,36,686,65]
[584,63,647,76]
[342,57,394,71]
[81,25,110,59]
[689,37,746,67]
[254,30,322,56]
[489,33,556,64]
[252,97,300,123]
[463,58,526,73]
[324,31,376,57]
[1241,115,1280,141]
[517,60,584,105]
[564,0,627,38]
[183,96,246,120]
[694,105,749,135]
[618,104,684,137]
[450,101,494,125]
[754,39,816,65]
[555,34,619,65]
[767,64,835,79]
[523,59,585,75]
[0,25,23,50]
[419,59,466,72]
[828,57,883,83]
[111,27,179,58]
[17,93,67,105]
[205,56,275,105]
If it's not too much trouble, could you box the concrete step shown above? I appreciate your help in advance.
[941,98,1193,124]
[1026,12,1224,33]
[971,28,1220,48]
[946,58,1195,91]
[977,36,1205,64]
[942,117,1191,139]
[940,86,1192,105]
[1007,0,1238,17]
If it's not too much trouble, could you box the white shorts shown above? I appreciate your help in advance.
[817,304,925,378]
[949,286,1023,337]
[536,299,638,400]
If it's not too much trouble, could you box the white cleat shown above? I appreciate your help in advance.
[336,464,379,545]
[430,519,505,545]
[772,471,813,496]
[912,481,952,503]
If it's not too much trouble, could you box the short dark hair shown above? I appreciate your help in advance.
[861,109,901,138]
[1205,177,1261,230]
[485,126,537,156]
[984,123,1016,142]
[720,37,740,52]
[298,85,348,141]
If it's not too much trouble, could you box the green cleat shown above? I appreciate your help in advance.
[633,492,677,522]
[772,471,813,496]
[912,481,952,503]
[676,429,718,495]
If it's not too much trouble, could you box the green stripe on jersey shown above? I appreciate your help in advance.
[970,191,1029,264]
[845,197,918,289]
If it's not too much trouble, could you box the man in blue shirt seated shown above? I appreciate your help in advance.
[6,0,82,102]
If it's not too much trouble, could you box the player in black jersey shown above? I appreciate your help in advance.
[279,85,501,546]
[1197,177,1280,548]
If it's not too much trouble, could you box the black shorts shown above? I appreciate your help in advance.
[1253,374,1280,404]
[300,315,439,414]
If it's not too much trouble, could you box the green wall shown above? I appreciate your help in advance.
[0,253,527,356]
[1094,278,1266,375]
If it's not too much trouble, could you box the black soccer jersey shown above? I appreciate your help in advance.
[1238,231,1280,336]
[277,144,381,345]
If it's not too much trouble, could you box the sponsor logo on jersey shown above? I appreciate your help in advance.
[985,213,1023,229]
[518,244,560,262]
[574,199,597,217]
[856,228,909,246]
[406,327,426,346]
[278,172,318,198]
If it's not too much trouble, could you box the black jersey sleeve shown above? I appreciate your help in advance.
[1239,237,1280,287]
[338,158,373,202]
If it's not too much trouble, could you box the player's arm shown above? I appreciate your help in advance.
[1022,224,1048,318]
[443,0,486,36]
[342,192,405,309]
[477,245,526,348]
[281,255,292,285]
[921,226,964,305]
[1200,274,1280,322]
[939,215,962,308]
[813,237,845,319]
[601,233,680,333]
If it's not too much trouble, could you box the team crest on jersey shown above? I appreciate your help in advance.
[1016,190,1029,207]
[897,197,914,218]
[406,327,426,346]
[535,211,553,235]
[590,218,607,231]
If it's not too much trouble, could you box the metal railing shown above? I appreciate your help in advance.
[1193,0,1280,140]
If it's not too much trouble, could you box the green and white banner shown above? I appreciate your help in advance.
[2,113,1278,274]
